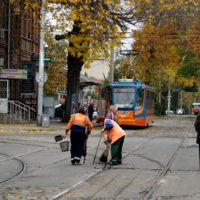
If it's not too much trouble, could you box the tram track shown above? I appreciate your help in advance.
[143,117,195,200]
[0,153,100,187]
[0,116,195,199]
[0,135,102,186]
[49,117,186,199]
[0,153,26,185]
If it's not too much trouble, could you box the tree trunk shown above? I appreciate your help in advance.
[75,76,80,113]
[62,21,83,122]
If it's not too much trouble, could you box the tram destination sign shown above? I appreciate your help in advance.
[114,88,135,92]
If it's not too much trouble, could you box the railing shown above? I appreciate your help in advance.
[0,99,36,123]
[11,101,36,122]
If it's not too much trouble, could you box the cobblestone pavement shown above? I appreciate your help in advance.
[0,115,197,200]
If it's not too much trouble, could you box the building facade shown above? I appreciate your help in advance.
[0,1,39,107]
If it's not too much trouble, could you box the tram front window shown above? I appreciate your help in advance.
[113,87,135,110]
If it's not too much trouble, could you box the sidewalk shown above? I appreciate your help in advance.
[0,118,100,132]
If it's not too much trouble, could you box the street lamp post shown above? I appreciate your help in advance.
[37,0,45,126]
[109,48,114,83]
[167,77,170,114]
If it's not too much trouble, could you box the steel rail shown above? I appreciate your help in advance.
[0,117,186,197]
[0,138,103,164]
[143,117,195,200]
[0,153,100,187]
[50,118,182,199]
[0,153,26,186]
[22,153,99,178]
[0,144,57,163]
[50,166,106,200]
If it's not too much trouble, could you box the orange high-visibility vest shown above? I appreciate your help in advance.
[66,113,93,132]
[104,119,126,144]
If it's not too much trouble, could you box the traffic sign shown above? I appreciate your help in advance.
[32,57,51,62]
[35,62,50,70]
[36,72,48,83]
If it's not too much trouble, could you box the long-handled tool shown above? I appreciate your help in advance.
[82,135,88,163]
[82,126,89,163]
[92,129,105,165]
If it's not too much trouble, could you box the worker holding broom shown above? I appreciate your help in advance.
[63,107,93,165]
[96,116,126,165]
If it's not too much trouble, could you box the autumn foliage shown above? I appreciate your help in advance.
[131,23,179,84]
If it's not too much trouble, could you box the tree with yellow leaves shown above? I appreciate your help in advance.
[18,0,200,121]
[131,23,179,85]
[43,25,68,95]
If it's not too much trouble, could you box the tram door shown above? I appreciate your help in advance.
[0,80,8,113]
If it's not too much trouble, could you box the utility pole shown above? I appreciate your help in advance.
[8,0,10,69]
[109,48,114,83]
[37,0,45,126]
[180,89,182,109]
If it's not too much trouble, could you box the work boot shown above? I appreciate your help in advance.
[75,162,81,165]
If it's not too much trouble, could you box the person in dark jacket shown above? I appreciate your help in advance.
[194,112,200,144]
[63,107,93,165]
[88,102,94,122]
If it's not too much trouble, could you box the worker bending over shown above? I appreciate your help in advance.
[96,116,126,165]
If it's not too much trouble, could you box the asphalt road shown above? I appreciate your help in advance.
[0,115,199,200]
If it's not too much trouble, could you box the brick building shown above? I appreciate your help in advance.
[0,0,39,108]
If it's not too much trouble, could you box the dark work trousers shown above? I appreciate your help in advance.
[70,131,86,164]
[110,136,125,164]
[89,114,93,122]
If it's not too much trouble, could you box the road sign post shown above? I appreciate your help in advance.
[35,62,50,70]
[37,0,45,126]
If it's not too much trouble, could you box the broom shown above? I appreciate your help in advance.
[82,129,89,163]
[99,141,110,163]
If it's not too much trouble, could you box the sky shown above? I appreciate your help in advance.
[45,5,141,56]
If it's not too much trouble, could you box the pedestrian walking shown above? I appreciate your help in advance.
[96,116,126,165]
[63,107,93,165]
[194,112,200,169]
[88,101,94,122]
[194,112,200,144]
[104,105,119,145]
[106,105,118,123]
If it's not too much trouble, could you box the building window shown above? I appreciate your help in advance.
[1,11,3,28]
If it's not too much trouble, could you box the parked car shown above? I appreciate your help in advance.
[166,110,174,114]
[55,104,63,120]
[176,108,185,115]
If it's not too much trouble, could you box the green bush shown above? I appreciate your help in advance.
[155,102,165,116]
[178,103,189,114]
[85,91,100,100]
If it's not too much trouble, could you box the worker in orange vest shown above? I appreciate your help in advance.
[63,107,93,165]
[96,116,126,165]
